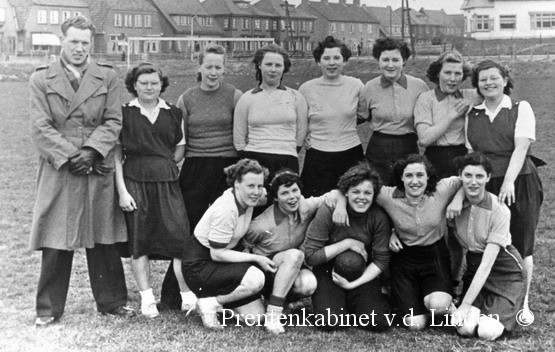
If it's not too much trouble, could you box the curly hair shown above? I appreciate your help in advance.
[61,15,96,37]
[372,37,411,61]
[337,161,382,202]
[456,152,493,176]
[426,51,470,85]
[268,168,301,200]
[471,59,514,97]
[224,158,269,186]
[197,44,226,82]
[312,36,351,63]
[124,62,170,97]
[252,44,291,85]
[391,154,438,195]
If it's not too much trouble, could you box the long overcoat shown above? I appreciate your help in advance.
[28,59,127,251]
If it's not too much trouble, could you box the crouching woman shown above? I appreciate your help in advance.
[450,153,526,340]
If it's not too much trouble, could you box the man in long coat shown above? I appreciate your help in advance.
[29,15,134,327]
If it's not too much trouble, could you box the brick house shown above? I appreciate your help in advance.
[362,5,408,39]
[420,8,463,39]
[298,0,381,54]
[84,0,163,55]
[395,7,443,44]
[253,0,316,52]
[11,0,90,55]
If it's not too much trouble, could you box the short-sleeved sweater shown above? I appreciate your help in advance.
[120,102,182,182]
[177,83,241,157]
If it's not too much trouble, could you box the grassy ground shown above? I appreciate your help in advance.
[1,58,554,351]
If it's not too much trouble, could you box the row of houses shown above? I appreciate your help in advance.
[1,0,553,58]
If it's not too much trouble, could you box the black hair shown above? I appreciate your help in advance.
[124,62,170,97]
[337,161,382,202]
[312,36,351,63]
[268,168,301,200]
[471,59,514,97]
[426,51,470,85]
[372,37,411,61]
[456,152,493,176]
[224,158,269,186]
[392,154,438,194]
[252,44,291,85]
[61,15,96,37]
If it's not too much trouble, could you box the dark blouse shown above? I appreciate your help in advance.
[120,103,183,182]
[303,204,391,272]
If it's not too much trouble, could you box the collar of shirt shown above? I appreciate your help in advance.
[434,87,463,101]
[392,187,433,203]
[473,94,512,121]
[251,84,287,94]
[129,98,170,124]
[380,74,407,89]
[273,203,298,225]
[462,192,493,211]
[231,189,247,216]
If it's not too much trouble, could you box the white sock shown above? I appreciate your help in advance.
[266,304,283,315]
[181,291,197,302]
[140,288,156,304]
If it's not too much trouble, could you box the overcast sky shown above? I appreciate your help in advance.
[282,0,464,14]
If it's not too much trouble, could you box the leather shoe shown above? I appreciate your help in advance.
[102,305,136,317]
[35,316,56,327]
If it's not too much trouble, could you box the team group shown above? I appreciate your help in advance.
[28,16,543,341]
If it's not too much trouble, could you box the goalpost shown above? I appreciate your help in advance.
[124,36,275,66]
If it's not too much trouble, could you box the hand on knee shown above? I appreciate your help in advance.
[476,317,504,341]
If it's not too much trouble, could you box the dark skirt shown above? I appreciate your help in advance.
[424,144,467,179]
[181,236,261,308]
[390,239,452,316]
[241,151,299,177]
[123,179,189,259]
[365,132,419,185]
[301,145,365,197]
[486,167,543,257]
[462,246,526,331]
[179,156,239,232]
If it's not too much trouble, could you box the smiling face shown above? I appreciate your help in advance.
[319,47,345,80]
[234,172,265,208]
[345,180,374,213]
[460,164,490,202]
[199,53,225,91]
[477,67,508,100]
[134,72,162,104]
[401,163,429,200]
[438,62,464,94]
[61,26,92,66]
[260,52,285,87]
[275,183,302,215]
[378,49,404,82]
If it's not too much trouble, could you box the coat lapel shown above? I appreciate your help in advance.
[46,61,75,103]
[66,63,104,117]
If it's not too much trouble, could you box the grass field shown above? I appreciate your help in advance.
[0,58,554,352]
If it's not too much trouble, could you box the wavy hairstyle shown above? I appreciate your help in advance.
[61,15,96,37]
[224,158,269,186]
[392,154,438,194]
[372,37,411,61]
[312,36,351,63]
[252,44,291,85]
[337,161,382,202]
[426,51,470,85]
[456,152,493,176]
[471,59,514,97]
[124,62,169,97]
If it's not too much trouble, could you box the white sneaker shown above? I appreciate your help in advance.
[181,291,198,314]
[264,311,285,334]
[141,301,159,318]
[196,297,223,331]
[521,306,535,325]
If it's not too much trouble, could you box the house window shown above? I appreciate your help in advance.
[499,15,516,30]
[114,14,122,27]
[330,22,336,33]
[242,18,249,29]
[124,14,133,27]
[144,15,152,28]
[135,15,142,27]
[350,24,354,33]
[62,11,71,22]
[254,19,261,30]
[146,41,158,53]
[367,24,373,33]
[232,18,237,29]
[340,23,345,32]
[281,20,286,31]
[272,20,278,31]
[265,19,269,30]
[308,21,313,32]
[224,18,229,29]
[291,20,295,31]
[180,16,191,25]
[531,12,555,29]
[50,11,59,24]
[37,10,47,24]
[475,15,492,31]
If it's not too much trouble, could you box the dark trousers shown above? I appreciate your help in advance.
[365,132,418,185]
[311,264,391,332]
[161,156,238,309]
[36,244,127,318]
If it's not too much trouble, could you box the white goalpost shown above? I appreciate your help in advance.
[124,36,276,66]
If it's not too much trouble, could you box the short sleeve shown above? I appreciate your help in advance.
[486,203,511,248]
[514,101,535,141]
[207,210,238,249]
[413,92,433,127]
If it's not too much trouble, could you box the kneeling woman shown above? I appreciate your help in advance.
[376,154,461,330]
[451,153,526,340]
[181,159,277,331]
[304,163,391,332]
